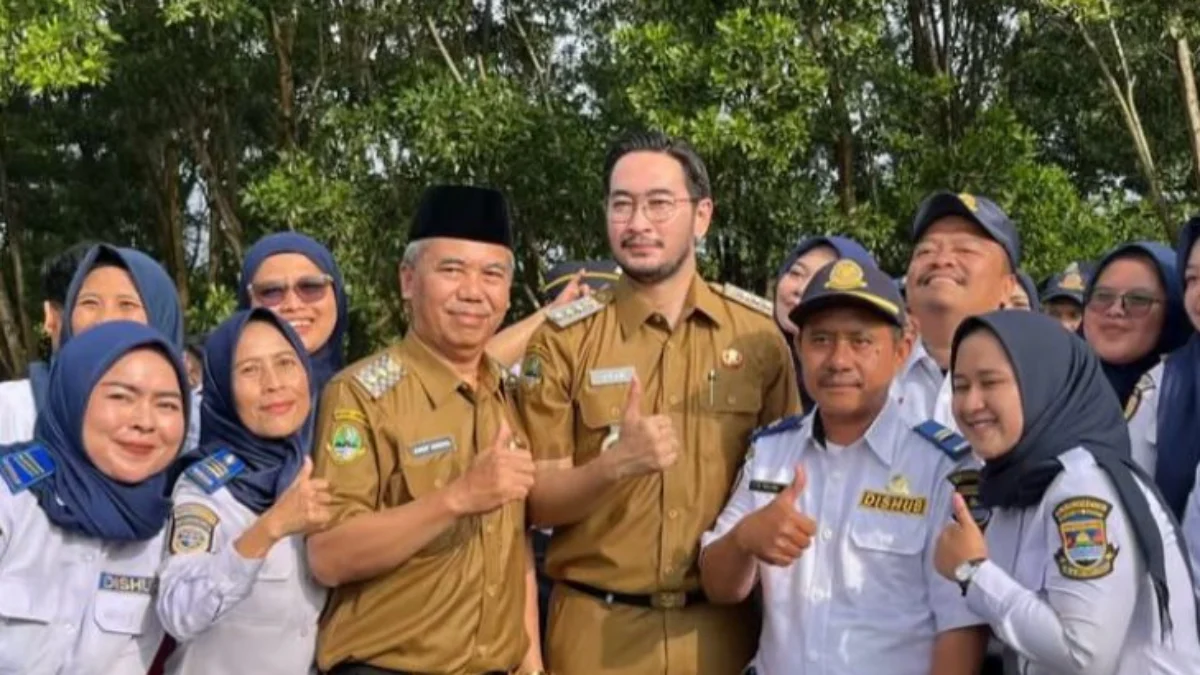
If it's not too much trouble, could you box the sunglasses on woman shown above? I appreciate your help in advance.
[247,274,334,307]
[1085,287,1161,318]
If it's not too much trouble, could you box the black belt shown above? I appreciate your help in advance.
[562,579,706,610]
[328,664,507,675]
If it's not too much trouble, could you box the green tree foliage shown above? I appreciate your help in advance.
[1,0,1197,377]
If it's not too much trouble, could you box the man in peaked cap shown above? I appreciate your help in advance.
[308,184,546,675]
[1040,261,1089,332]
[701,258,987,675]
[517,130,799,675]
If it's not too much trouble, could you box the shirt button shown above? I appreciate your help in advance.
[668,395,680,405]
[484,524,494,534]
[821,528,833,541]
[487,585,497,597]
[433,479,445,489]
[610,406,620,417]
[668,508,679,519]
[476,645,486,656]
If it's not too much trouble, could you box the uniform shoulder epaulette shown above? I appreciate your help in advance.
[0,445,55,494]
[711,282,773,317]
[913,420,971,461]
[750,414,805,443]
[185,448,246,494]
[545,293,610,329]
[352,352,406,400]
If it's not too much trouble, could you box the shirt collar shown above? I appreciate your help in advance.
[806,397,905,467]
[614,273,724,338]
[402,334,501,408]
[901,339,943,383]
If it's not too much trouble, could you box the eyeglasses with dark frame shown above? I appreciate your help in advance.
[247,274,334,307]
[605,193,700,224]
[1085,287,1161,318]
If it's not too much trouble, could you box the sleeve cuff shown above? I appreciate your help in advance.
[214,541,268,597]
[965,559,1022,624]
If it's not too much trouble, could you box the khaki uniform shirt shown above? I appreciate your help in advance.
[519,275,799,593]
[312,334,529,674]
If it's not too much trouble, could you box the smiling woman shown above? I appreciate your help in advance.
[0,321,189,674]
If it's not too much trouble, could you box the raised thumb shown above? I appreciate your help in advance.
[493,420,514,450]
[778,464,806,502]
[622,374,643,424]
[952,492,978,530]
[293,456,313,486]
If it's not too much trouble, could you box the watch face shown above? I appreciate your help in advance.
[954,561,975,583]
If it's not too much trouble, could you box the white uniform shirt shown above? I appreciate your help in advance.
[0,379,36,444]
[0,488,166,675]
[701,399,983,675]
[157,475,325,675]
[967,447,1200,675]
[1180,464,1200,602]
[1125,362,1162,476]
[892,340,952,426]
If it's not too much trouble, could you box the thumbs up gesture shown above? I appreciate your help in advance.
[448,420,537,516]
[603,375,680,481]
[733,465,818,566]
[934,492,989,581]
[265,457,333,538]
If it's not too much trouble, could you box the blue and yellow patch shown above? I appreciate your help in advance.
[0,445,54,494]
[185,449,246,494]
[1053,496,1118,580]
[914,420,971,461]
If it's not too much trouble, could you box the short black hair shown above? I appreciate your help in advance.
[603,131,712,200]
[39,241,97,307]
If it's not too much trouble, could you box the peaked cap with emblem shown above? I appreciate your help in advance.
[912,190,1021,269]
[410,184,513,249]
[788,258,905,329]
[1041,261,1092,305]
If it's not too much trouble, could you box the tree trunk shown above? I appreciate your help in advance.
[0,143,30,373]
[151,140,189,307]
[829,71,856,214]
[270,6,297,151]
[1172,24,1200,196]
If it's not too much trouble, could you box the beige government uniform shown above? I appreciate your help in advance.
[518,275,800,675]
[311,334,529,674]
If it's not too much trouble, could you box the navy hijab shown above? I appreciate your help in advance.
[0,322,189,541]
[29,245,184,414]
[197,309,315,514]
[1082,242,1189,406]
[237,233,347,391]
[775,235,877,409]
[953,311,1180,636]
[1155,217,1200,518]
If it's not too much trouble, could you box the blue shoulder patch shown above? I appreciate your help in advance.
[750,414,805,443]
[184,448,246,494]
[913,420,971,460]
[0,445,55,494]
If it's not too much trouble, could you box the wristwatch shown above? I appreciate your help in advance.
[953,557,986,595]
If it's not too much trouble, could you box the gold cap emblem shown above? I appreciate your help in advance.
[958,193,979,212]
[888,474,910,495]
[825,259,868,291]
[1060,271,1085,292]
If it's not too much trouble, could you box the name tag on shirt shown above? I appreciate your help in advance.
[411,437,455,458]
[858,489,928,516]
[749,479,787,494]
[588,367,635,387]
[98,572,157,595]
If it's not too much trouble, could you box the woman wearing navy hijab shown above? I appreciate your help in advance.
[937,310,1200,674]
[773,235,877,408]
[238,233,348,391]
[157,308,330,675]
[0,321,190,675]
[1080,242,1189,476]
[0,243,184,446]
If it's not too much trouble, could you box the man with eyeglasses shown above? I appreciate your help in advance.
[516,131,799,675]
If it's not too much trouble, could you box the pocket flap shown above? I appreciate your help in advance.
[849,514,927,556]
[93,586,154,635]
[0,578,54,623]
[577,391,626,430]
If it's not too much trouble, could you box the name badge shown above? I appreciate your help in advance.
[858,489,928,516]
[411,437,455,458]
[589,367,635,387]
[98,572,157,595]
[749,479,787,494]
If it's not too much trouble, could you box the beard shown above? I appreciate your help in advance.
[617,241,693,285]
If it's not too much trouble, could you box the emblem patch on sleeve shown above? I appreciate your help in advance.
[1053,496,1118,580]
[169,503,219,555]
[521,353,544,387]
[328,422,367,464]
[947,469,991,528]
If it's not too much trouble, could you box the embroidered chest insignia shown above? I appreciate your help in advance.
[353,353,406,400]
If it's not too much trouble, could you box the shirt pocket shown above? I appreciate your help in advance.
[0,576,55,624]
[93,588,154,636]
[705,377,764,485]
[576,389,625,463]
[847,510,930,605]
[396,447,473,557]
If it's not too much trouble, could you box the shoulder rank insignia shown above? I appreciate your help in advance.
[1123,371,1154,421]
[353,353,405,400]
[1053,496,1118,580]
[750,414,805,443]
[914,420,971,461]
[184,449,246,494]
[545,294,607,329]
[712,282,773,317]
[0,445,55,494]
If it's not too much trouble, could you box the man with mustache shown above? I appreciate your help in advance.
[517,131,799,675]
[700,258,986,675]
[306,185,545,675]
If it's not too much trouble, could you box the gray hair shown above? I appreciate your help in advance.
[401,240,428,269]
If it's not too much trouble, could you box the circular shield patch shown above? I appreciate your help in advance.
[328,422,366,464]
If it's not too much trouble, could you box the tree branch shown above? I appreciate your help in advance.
[425,15,465,85]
